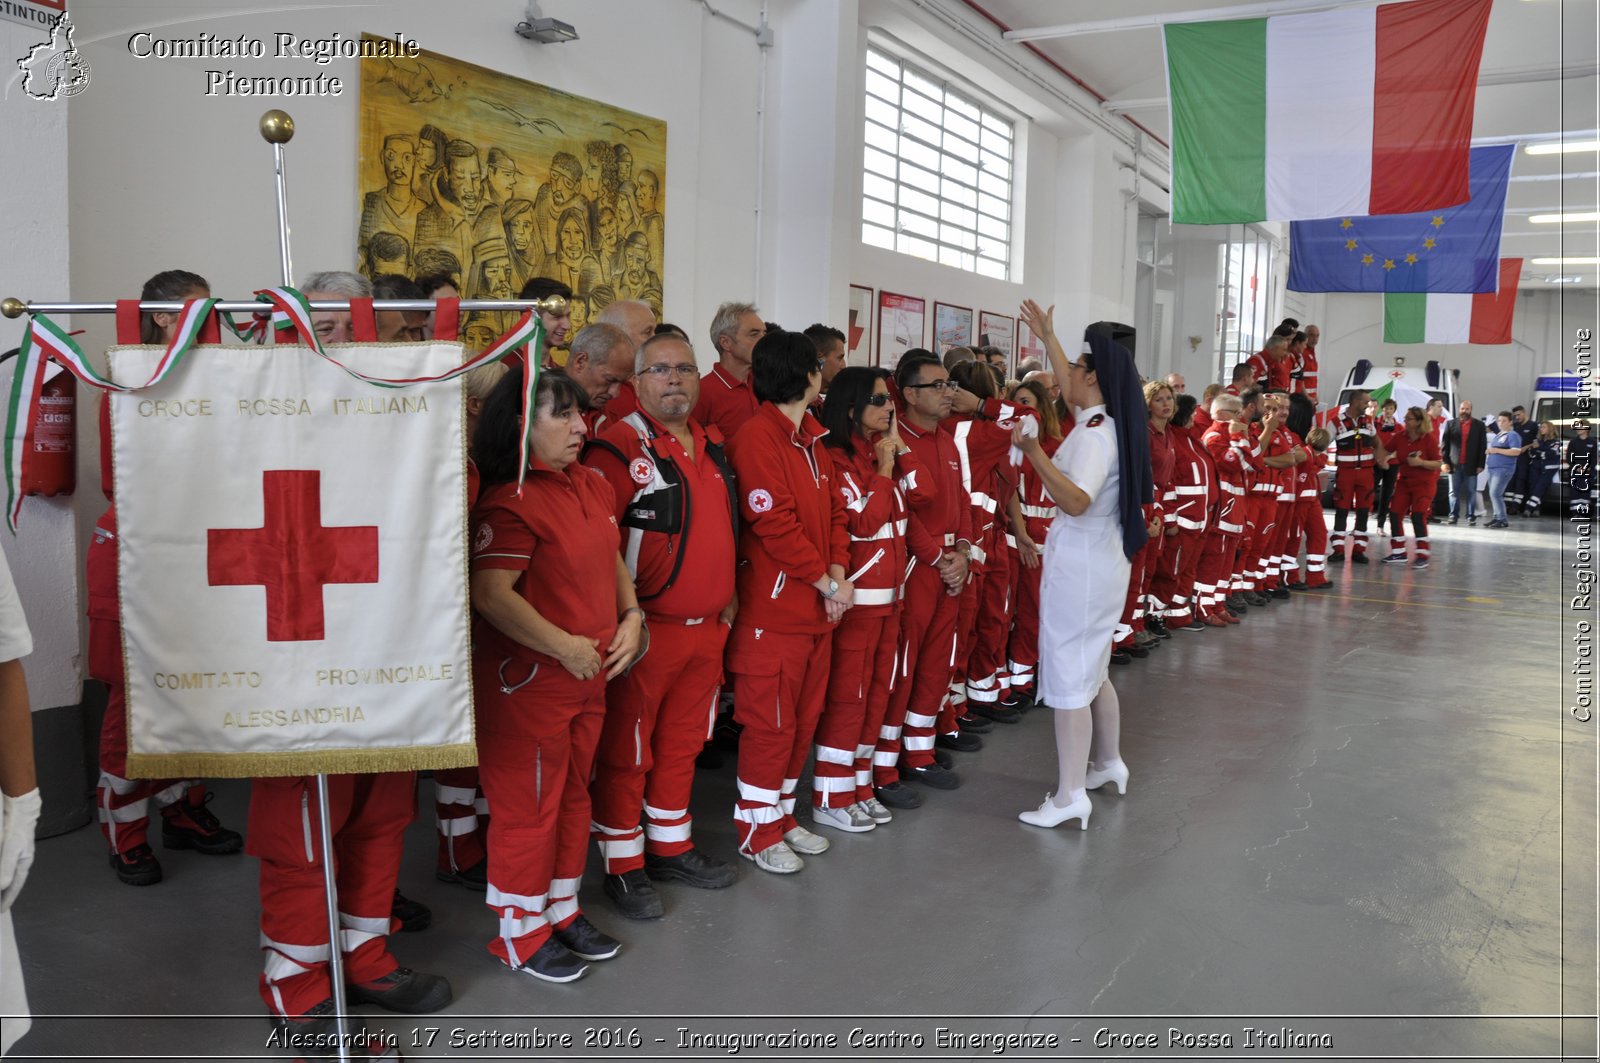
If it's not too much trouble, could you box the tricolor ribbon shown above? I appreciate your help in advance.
[4,289,544,531]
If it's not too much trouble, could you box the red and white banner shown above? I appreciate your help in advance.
[112,341,476,778]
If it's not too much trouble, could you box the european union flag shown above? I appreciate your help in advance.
[1287,144,1513,293]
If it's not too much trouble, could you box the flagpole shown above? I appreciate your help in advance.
[261,109,355,1063]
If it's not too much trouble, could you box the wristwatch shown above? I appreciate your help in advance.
[820,578,839,599]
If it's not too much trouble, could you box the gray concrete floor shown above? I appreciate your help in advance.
[6,515,1595,1061]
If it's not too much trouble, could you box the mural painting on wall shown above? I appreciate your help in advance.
[357,38,667,347]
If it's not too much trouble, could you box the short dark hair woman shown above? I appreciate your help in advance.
[468,367,644,982]
[723,331,852,872]
[811,368,924,832]
[1011,301,1152,829]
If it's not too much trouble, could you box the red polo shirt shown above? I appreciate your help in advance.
[596,381,640,435]
[584,412,736,623]
[692,363,759,443]
[471,461,621,668]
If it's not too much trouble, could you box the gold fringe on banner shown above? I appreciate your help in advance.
[126,742,479,781]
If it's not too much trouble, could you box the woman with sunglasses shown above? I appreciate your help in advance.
[1011,302,1152,829]
[811,368,926,832]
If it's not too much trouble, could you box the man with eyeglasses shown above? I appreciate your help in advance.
[873,353,974,798]
[582,333,741,918]
[561,324,638,437]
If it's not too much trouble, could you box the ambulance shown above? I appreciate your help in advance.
[1318,358,1460,511]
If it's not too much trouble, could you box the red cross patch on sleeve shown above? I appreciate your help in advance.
[630,458,654,485]
[748,488,773,513]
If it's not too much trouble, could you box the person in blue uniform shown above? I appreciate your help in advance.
[1523,422,1563,516]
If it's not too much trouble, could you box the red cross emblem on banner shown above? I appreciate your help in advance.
[207,470,380,642]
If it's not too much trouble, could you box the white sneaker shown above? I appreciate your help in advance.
[783,825,831,854]
[812,803,876,833]
[741,841,804,874]
[860,797,893,824]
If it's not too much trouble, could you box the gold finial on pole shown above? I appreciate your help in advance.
[259,109,295,144]
[1,298,26,319]
[530,295,568,315]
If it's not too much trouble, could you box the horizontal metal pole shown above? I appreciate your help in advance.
[1001,0,1368,41]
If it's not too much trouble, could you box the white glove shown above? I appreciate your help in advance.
[0,788,41,912]
[1008,415,1040,467]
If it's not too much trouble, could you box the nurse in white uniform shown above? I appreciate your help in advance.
[1012,301,1152,829]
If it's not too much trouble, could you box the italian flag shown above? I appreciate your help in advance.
[1164,0,1491,225]
[1384,258,1522,345]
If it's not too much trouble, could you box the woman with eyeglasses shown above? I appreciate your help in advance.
[810,368,926,833]
[1010,302,1152,829]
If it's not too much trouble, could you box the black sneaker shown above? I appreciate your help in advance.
[1226,595,1249,610]
[904,762,961,790]
[1270,587,1291,600]
[1468,515,1477,526]
[1446,516,1458,525]
[969,702,1022,724]
[644,848,737,890]
[955,713,992,734]
[1147,619,1172,639]
[268,999,377,1061]
[874,781,923,809]
[436,857,488,889]
[110,843,162,886]
[1351,553,1369,564]
[554,914,621,961]
[347,966,453,1013]
[161,792,243,855]
[1243,592,1270,606]
[1004,685,1036,709]
[1328,551,1346,563]
[604,869,665,919]
[933,748,954,769]
[512,937,589,983]
[1109,650,1131,666]
[935,730,982,753]
[1125,642,1149,659]
[391,889,431,932]
[1179,618,1208,632]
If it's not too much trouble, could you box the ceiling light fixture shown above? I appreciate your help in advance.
[515,3,578,43]
[1525,139,1598,155]
[1529,211,1600,224]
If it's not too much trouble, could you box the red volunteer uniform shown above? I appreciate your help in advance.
[1201,419,1258,613]
[471,462,621,967]
[877,416,969,781]
[1331,409,1381,560]
[951,398,1035,707]
[1252,422,1299,590]
[725,405,848,855]
[1006,434,1062,691]
[815,437,924,809]
[1288,444,1331,588]
[1387,430,1442,521]
[435,461,487,880]
[1293,346,1319,400]
[1267,354,1292,392]
[691,364,760,443]
[1150,423,1215,626]
[1243,351,1270,389]
[583,412,738,875]
[599,380,640,429]
[1116,422,1174,646]
[1271,431,1309,586]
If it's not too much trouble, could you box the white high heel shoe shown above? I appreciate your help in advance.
[1018,792,1091,830]
[1084,759,1129,795]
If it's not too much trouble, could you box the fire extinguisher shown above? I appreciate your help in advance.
[0,348,77,497]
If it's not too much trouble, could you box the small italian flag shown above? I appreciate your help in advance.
[1366,378,1434,417]
[1164,0,1491,224]
[1383,259,1522,345]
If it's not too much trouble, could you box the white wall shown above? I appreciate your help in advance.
[0,18,83,711]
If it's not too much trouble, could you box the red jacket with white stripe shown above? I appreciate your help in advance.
[1293,346,1319,400]
[950,398,1036,569]
[1296,436,1327,500]
[726,403,850,635]
[1203,420,1260,535]
[1168,424,1217,533]
[897,416,973,568]
[1016,434,1064,546]
[1148,423,1178,527]
[829,436,928,617]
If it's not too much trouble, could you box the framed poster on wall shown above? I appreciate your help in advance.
[877,291,925,371]
[978,311,1015,370]
[1018,319,1046,370]
[847,284,874,366]
[933,302,973,353]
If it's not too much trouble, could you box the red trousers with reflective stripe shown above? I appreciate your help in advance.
[1007,548,1043,689]
[727,624,831,854]
[1246,494,1278,580]
[966,546,1013,703]
[878,563,960,781]
[433,767,486,875]
[1151,529,1205,623]
[1292,497,1330,587]
[1264,499,1296,588]
[1116,533,1163,643]
[474,655,605,966]
[590,619,728,874]
[1199,530,1240,607]
[96,682,196,853]
[948,569,982,719]
[248,772,415,1017]
[815,610,898,808]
